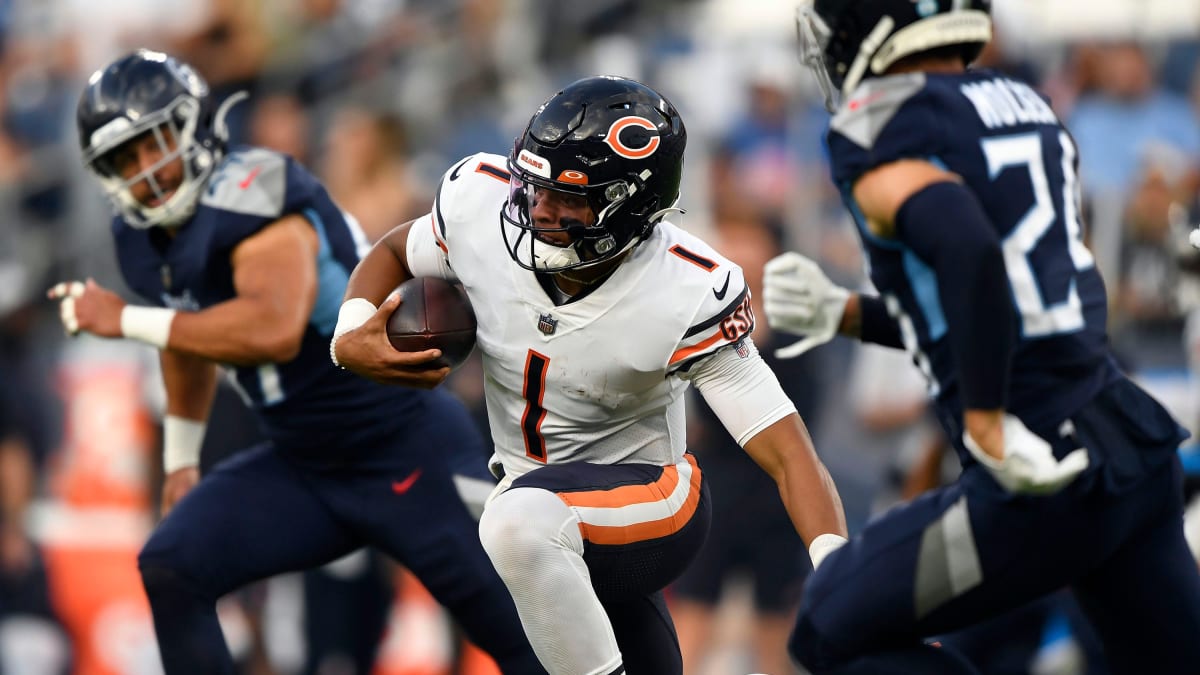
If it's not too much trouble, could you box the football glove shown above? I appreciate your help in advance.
[763,252,850,359]
[962,414,1089,495]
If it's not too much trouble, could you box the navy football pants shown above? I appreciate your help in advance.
[138,390,545,675]
[790,455,1200,674]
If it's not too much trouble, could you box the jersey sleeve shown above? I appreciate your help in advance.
[405,211,456,281]
[666,257,754,375]
[199,147,320,247]
[408,153,511,281]
[826,73,945,187]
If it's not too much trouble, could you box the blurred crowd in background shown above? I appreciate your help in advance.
[0,1,1198,674]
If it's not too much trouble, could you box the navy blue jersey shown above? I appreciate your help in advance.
[826,70,1120,440]
[114,146,420,449]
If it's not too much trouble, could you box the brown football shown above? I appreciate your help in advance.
[386,277,477,370]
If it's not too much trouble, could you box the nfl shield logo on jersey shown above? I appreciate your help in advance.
[537,313,558,335]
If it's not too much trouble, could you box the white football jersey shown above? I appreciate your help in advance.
[406,153,755,479]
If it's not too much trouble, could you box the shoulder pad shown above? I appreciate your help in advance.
[831,73,928,150]
[200,147,288,218]
[432,152,510,243]
[654,226,754,373]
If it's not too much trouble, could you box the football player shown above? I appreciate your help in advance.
[331,76,849,675]
[49,50,545,675]
[765,2,1200,673]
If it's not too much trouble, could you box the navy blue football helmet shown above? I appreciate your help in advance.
[77,49,238,228]
[797,0,992,111]
[501,76,687,273]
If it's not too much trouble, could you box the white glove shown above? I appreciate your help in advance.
[1189,227,1200,250]
[49,281,85,334]
[962,414,1089,495]
[762,252,850,359]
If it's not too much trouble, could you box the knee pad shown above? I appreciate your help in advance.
[478,487,583,580]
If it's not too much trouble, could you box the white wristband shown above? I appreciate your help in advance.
[330,297,377,366]
[808,533,848,571]
[120,306,176,349]
[163,415,206,473]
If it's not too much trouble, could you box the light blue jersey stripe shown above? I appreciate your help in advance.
[304,207,350,336]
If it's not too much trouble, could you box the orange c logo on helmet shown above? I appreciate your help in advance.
[603,116,660,159]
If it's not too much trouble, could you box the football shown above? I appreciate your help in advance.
[386,277,478,370]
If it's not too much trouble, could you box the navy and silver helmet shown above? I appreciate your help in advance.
[502,76,687,273]
[77,49,232,229]
[797,0,992,111]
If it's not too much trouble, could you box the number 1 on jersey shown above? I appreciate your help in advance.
[521,350,550,462]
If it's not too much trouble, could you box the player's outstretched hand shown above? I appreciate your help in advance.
[333,293,451,389]
[47,278,126,338]
[763,252,851,358]
[161,467,199,519]
[963,414,1089,495]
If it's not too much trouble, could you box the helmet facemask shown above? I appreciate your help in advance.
[83,94,215,229]
[501,153,663,274]
[797,0,992,113]
[796,4,841,113]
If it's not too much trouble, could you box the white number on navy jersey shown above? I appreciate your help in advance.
[981,131,1095,338]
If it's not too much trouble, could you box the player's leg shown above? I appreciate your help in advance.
[932,594,1059,675]
[138,443,359,675]
[353,391,547,675]
[669,496,734,674]
[481,485,622,674]
[425,387,502,519]
[789,471,1077,675]
[481,456,710,675]
[1071,457,1200,674]
[601,591,683,675]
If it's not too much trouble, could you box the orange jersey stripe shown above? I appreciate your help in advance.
[668,329,727,366]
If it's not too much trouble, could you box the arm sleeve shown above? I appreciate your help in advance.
[895,180,1016,410]
[859,294,904,348]
[685,338,797,447]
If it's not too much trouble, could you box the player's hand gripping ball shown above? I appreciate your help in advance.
[386,277,477,370]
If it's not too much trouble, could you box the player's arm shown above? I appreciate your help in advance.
[157,348,218,516]
[854,159,1087,492]
[854,160,1012,457]
[763,253,904,357]
[688,341,848,569]
[168,214,319,364]
[52,214,319,366]
[344,219,418,304]
[331,217,450,387]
